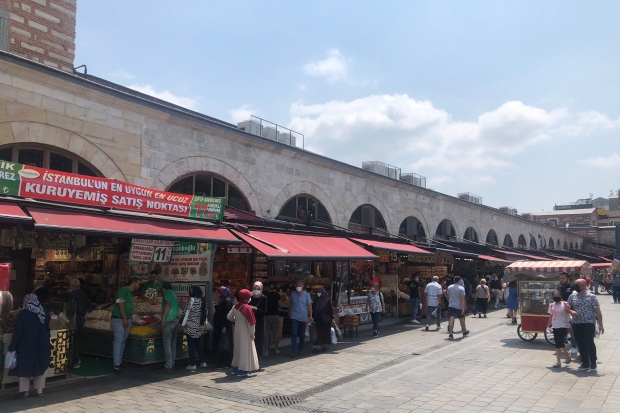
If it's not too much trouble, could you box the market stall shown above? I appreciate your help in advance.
[504,260,592,343]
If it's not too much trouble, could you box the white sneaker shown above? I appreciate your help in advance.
[186,365,197,371]
[412,320,420,324]
[437,325,442,330]
[199,362,208,368]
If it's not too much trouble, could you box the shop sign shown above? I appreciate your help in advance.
[130,239,173,263]
[407,251,454,264]
[159,242,212,282]
[377,250,390,262]
[0,160,226,221]
[227,243,252,254]
[130,244,155,262]
[170,282,207,304]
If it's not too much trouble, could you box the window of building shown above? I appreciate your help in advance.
[278,195,331,223]
[435,219,456,240]
[518,235,527,248]
[486,230,499,245]
[464,227,479,242]
[399,217,426,241]
[549,238,555,249]
[168,173,250,211]
[0,144,100,176]
[503,234,514,248]
[530,237,538,250]
[0,9,9,52]
[348,204,386,233]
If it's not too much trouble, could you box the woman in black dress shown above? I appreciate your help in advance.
[249,281,268,358]
[312,287,334,352]
[213,286,233,367]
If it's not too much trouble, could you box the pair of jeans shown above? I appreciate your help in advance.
[593,280,599,294]
[162,318,179,369]
[370,311,382,332]
[613,286,620,303]
[569,321,578,349]
[290,319,307,353]
[409,298,420,320]
[187,336,205,366]
[573,323,597,367]
[110,318,132,367]
[425,305,441,327]
[72,325,83,365]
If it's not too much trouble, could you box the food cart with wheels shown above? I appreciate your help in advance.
[504,260,592,344]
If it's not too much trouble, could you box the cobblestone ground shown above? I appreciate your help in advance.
[1,296,619,413]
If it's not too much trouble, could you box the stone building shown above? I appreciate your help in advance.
[0,50,585,251]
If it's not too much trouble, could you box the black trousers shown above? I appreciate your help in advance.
[476,298,488,315]
[573,323,597,367]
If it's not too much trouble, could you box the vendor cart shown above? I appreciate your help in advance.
[504,260,592,344]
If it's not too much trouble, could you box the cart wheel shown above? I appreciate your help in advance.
[517,324,537,341]
[544,329,555,345]
[606,286,613,295]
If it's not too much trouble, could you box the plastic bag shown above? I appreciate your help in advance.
[4,351,16,370]
[218,332,231,354]
[309,323,317,341]
[333,324,343,340]
[330,327,337,344]
[431,307,438,317]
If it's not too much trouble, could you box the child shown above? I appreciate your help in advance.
[547,291,572,368]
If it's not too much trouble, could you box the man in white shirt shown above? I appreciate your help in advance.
[446,276,470,340]
[424,276,444,331]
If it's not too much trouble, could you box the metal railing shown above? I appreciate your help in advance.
[250,115,304,149]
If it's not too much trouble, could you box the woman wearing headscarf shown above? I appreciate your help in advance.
[181,285,208,371]
[249,281,268,357]
[213,286,233,367]
[312,287,334,352]
[8,292,51,397]
[227,289,259,377]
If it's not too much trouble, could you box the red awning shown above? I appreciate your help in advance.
[0,200,32,224]
[477,254,510,264]
[505,260,592,274]
[350,238,433,255]
[26,206,240,243]
[545,253,572,260]
[598,256,612,262]
[492,248,551,262]
[232,230,378,260]
[224,206,262,221]
[591,263,611,269]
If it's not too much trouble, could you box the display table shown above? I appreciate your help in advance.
[80,328,188,365]
[1,329,73,389]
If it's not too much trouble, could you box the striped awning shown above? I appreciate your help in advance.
[505,260,592,275]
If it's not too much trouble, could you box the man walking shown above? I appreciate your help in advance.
[446,276,470,340]
[558,272,578,355]
[568,279,604,371]
[157,282,180,374]
[404,273,421,323]
[289,280,312,357]
[424,276,443,331]
[612,269,620,303]
[65,278,93,369]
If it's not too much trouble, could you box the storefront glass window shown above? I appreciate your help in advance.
[18,148,44,167]
[49,152,74,173]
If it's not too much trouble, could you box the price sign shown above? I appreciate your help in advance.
[144,288,158,299]
[153,246,172,263]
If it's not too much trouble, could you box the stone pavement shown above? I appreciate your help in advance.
[1,295,619,413]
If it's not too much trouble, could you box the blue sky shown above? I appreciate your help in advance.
[75,1,620,212]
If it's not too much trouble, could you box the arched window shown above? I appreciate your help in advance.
[464,227,479,242]
[486,230,499,246]
[0,144,99,176]
[348,204,386,234]
[569,242,574,250]
[557,239,560,250]
[563,241,568,250]
[168,173,250,211]
[399,217,426,241]
[503,234,514,248]
[435,219,456,240]
[539,236,546,249]
[530,237,538,250]
[518,235,527,248]
[278,195,331,223]
[549,238,555,249]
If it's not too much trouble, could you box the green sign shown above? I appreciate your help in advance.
[189,196,226,221]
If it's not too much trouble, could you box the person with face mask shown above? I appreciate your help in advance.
[558,272,578,355]
[366,282,385,337]
[249,281,268,358]
[312,287,334,352]
[546,291,572,368]
[289,281,312,357]
[404,273,422,323]
[568,279,604,371]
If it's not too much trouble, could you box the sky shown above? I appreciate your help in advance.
[75,1,620,213]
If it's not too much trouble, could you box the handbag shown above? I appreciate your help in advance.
[333,323,343,340]
[181,298,194,327]
[4,351,16,370]
[218,332,231,353]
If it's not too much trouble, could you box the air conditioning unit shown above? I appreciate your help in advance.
[499,206,518,215]
[521,213,534,221]
[400,173,426,188]
[548,218,558,227]
[277,132,296,146]
[458,192,482,205]
[362,161,401,180]
[237,120,261,136]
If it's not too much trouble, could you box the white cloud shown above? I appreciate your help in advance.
[578,153,620,169]
[110,69,135,80]
[228,104,256,124]
[128,84,199,110]
[287,94,615,192]
[303,49,349,83]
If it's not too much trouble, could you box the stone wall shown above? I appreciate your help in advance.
[0,0,76,72]
[0,56,586,251]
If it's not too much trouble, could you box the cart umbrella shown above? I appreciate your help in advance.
[504,260,592,282]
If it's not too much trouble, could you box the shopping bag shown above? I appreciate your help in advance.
[333,323,343,340]
[431,307,438,318]
[330,327,337,344]
[218,332,231,354]
[4,351,16,370]
[309,322,317,341]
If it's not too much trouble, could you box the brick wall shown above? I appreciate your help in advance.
[0,0,76,72]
